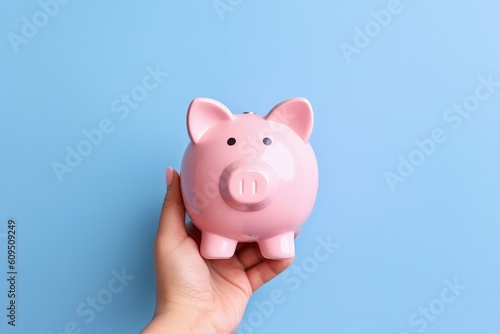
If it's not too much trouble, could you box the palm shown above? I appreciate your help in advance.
[170,224,292,333]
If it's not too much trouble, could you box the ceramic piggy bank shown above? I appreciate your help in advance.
[180,98,318,259]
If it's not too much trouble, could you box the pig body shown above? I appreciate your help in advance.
[180,98,318,259]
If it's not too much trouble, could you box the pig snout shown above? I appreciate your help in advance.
[219,161,277,212]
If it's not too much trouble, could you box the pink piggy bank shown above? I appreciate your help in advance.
[180,98,318,259]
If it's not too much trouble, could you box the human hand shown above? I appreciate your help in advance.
[141,168,295,334]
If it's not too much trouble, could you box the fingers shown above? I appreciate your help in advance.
[235,243,266,270]
[245,258,295,292]
[236,232,300,270]
[157,167,186,242]
[238,233,299,290]
[185,221,202,245]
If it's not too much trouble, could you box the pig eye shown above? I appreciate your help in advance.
[263,137,272,145]
[227,137,236,146]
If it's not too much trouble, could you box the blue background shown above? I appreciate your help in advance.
[1,0,499,333]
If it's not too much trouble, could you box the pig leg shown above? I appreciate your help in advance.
[258,232,295,259]
[200,232,238,259]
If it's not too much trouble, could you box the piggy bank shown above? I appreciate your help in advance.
[180,98,318,259]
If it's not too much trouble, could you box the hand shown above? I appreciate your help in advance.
[141,168,295,334]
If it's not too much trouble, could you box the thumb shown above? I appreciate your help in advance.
[157,167,186,241]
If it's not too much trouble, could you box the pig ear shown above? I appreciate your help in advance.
[187,98,234,144]
[265,98,313,143]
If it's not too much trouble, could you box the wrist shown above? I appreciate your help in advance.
[142,308,218,334]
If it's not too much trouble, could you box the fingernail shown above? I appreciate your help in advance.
[166,167,173,187]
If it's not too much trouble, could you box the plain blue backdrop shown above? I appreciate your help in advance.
[1,0,499,333]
